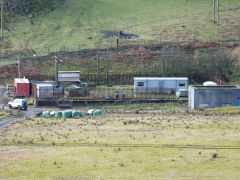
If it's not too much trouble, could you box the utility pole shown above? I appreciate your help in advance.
[162,46,166,77]
[18,56,21,78]
[162,58,165,77]
[1,45,2,61]
[213,0,216,23]
[0,0,3,39]
[171,47,174,77]
[97,46,100,85]
[55,52,59,87]
[106,47,109,85]
[217,0,220,25]
[160,49,178,77]
[0,0,3,62]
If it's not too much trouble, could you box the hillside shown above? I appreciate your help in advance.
[3,0,240,55]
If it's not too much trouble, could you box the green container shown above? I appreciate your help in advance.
[72,110,83,118]
[50,111,56,117]
[93,110,102,116]
[87,109,96,115]
[55,111,63,118]
[62,110,72,119]
[42,111,51,118]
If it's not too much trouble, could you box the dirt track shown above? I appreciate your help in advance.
[0,108,42,129]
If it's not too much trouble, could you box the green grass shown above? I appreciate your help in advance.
[208,106,240,114]
[5,0,240,55]
[0,57,18,67]
[0,110,23,122]
[0,111,9,121]
[1,105,240,179]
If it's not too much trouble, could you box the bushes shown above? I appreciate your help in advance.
[4,0,65,17]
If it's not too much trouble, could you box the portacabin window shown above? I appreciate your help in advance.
[179,83,185,87]
[137,82,144,87]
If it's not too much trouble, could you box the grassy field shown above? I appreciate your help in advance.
[0,111,10,122]
[4,0,240,55]
[1,103,240,179]
[0,110,22,122]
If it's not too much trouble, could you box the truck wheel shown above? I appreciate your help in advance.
[8,105,12,109]
[17,106,21,111]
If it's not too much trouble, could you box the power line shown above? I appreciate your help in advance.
[18,56,21,78]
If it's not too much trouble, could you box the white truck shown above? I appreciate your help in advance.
[8,99,28,110]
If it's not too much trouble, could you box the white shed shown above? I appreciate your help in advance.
[58,71,80,82]
[134,77,188,94]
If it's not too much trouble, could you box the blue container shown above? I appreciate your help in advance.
[93,110,102,116]
[237,98,240,106]
[62,110,73,118]
[55,111,63,118]
[72,110,83,118]
[42,111,51,118]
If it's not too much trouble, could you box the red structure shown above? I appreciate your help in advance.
[14,78,30,97]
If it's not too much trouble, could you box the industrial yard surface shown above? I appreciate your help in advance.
[1,103,240,179]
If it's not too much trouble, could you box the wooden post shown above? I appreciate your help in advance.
[116,38,119,48]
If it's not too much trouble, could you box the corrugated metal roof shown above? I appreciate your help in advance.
[192,85,238,89]
[59,74,79,78]
[36,83,54,87]
[58,71,80,82]
[134,77,188,81]
[59,71,80,73]
[30,80,56,85]
[58,77,80,82]
[15,78,29,83]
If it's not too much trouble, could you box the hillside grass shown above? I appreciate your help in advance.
[1,105,240,179]
[5,0,240,55]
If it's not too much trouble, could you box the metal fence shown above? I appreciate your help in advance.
[36,86,180,101]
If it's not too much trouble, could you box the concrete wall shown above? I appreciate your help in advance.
[189,87,240,109]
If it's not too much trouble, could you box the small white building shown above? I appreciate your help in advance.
[36,84,54,99]
[134,77,188,94]
[188,85,240,109]
[58,71,80,83]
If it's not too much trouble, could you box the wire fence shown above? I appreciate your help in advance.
[35,86,183,101]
